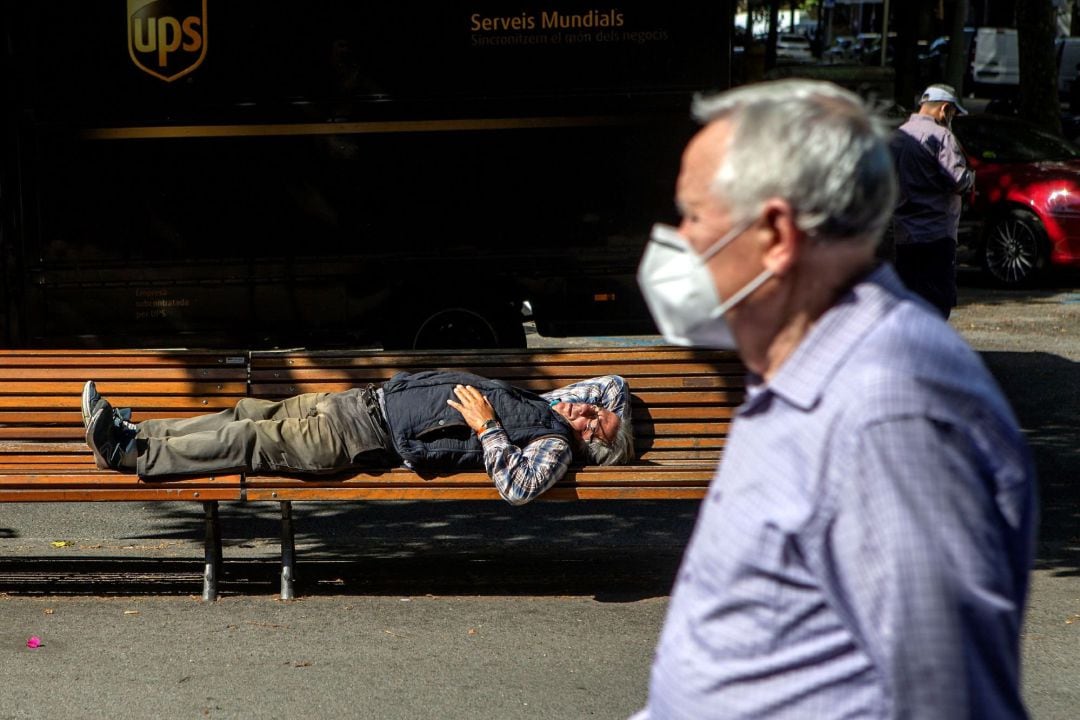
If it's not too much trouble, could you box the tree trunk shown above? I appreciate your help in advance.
[1017,0,1061,135]
[1073,0,1080,37]
[765,0,781,69]
[894,0,928,107]
[944,0,968,94]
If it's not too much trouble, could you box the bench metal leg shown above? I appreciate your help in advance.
[202,501,222,601]
[280,501,296,600]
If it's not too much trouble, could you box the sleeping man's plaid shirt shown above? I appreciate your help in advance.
[476,374,630,505]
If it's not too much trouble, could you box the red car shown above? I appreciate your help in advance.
[952,114,1080,285]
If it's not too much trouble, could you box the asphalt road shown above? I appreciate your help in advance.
[1,271,1078,719]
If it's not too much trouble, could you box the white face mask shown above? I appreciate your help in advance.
[636,222,774,349]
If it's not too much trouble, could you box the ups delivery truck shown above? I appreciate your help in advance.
[0,1,731,349]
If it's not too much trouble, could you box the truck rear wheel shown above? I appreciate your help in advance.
[385,303,526,350]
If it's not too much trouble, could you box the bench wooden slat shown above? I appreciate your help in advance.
[0,352,246,365]
[250,347,739,365]
[0,487,240,502]
[0,411,223,424]
[0,382,248,396]
[0,368,246,381]
[249,363,742,380]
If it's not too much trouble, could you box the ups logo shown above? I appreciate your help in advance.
[128,0,207,82]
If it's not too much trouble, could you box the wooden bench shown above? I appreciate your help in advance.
[0,350,250,599]
[0,347,746,600]
[247,347,745,598]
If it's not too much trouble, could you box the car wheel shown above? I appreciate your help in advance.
[397,305,526,350]
[983,210,1048,287]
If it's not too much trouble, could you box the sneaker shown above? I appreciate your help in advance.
[86,401,138,472]
[80,381,101,428]
[81,380,135,430]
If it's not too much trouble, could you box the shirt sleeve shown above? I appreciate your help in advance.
[819,415,1027,717]
[477,429,573,506]
[541,375,632,421]
[940,130,975,193]
[476,375,630,506]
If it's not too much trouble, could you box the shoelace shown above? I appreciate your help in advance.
[111,409,139,441]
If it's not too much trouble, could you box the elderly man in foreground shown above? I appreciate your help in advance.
[633,80,1036,718]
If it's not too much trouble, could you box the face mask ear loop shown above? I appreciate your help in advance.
[699,218,755,263]
[711,267,774,319]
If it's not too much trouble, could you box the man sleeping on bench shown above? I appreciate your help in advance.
[81,372,634,505]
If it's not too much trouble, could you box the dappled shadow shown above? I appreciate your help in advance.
[221,498,700,601]
[0,500,702,599]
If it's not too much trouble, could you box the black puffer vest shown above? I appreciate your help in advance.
[382,370,572,470]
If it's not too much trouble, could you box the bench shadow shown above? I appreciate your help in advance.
[0,500,702,601]
[234,498,701,601]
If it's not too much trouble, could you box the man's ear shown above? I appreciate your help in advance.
[758,199,802,276]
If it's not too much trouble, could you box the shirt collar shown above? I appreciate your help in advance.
[751,263,905,412]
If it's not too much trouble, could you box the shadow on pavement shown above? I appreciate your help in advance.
[0,501,702,600]
[980,351,1080,577]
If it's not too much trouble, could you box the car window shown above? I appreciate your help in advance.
[953,119,1080,163]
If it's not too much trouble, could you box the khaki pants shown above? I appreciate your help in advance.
[136,389,394,478]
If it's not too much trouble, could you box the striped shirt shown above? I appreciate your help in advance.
[639,264,1037,719]
[478,374,631,505]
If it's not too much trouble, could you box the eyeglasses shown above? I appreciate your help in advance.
[581,405,609,444]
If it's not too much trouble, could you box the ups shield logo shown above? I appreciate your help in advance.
[128,0,207,82]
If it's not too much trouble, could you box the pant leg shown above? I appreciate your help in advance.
[138,394,325,439]
[894,238,957,319]
[138,412,354,477]
[136,391,392,477]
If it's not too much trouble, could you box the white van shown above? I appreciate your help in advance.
[971,27,1019,92]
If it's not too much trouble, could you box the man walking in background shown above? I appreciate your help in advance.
[890,83,975,318]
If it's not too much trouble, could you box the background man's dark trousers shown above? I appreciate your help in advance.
[894,237,956,318]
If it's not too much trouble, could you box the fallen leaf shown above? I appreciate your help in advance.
[467,628,479,636]
[292,661,312,668]
[50,541,72,548]
[43,609,55,615]
[123,610,140,616]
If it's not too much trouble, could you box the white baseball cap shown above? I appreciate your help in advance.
[920,84,968,114]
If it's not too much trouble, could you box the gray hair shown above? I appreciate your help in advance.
[580,414,635,466]
[692,79,897,244]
